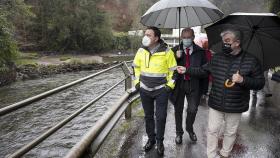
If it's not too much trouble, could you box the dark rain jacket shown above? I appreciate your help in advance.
[187,50,265,113]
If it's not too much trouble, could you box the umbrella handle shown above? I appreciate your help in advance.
[224,71,239,88]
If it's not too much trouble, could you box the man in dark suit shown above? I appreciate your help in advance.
[170,28,208,144]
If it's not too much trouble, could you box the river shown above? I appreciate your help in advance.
[0,67,125,157]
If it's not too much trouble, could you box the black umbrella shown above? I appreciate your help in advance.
[205,12,280,70]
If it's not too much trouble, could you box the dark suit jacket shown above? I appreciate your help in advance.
[170,42,208,105]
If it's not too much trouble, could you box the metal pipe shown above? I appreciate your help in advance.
[64,89,135,158]
[0,63,123,116]
[89,95,140,156]
[7,78,126,158]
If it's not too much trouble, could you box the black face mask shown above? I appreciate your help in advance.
[222,42,233,54]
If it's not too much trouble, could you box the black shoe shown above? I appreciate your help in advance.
[157,142,164,156]
[175,135,182,144]
[143,139,155,152]
[265,93,272,97]
[187,131,197,142]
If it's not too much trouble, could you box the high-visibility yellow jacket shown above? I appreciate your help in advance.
[132,41,177,91]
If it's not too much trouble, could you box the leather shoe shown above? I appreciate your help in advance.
[265,93,272,97]
[187,131,197,142]
[143,139,155,152]
[175,135,182,144]
[157,142,164,156]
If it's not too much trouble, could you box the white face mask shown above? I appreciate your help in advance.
[182,38,192,47]
[142,36,151,47]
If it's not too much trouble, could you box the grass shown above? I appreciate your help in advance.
[117,121,131,134]
[15,59,38,66]
[59,56,72,61]
[15,52,39,66]
[19,52,40,59]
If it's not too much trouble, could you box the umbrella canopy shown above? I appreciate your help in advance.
[140,0,224,29]
[205,12,280,70]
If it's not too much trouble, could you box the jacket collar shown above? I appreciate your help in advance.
[141,39,168,53]
[179,42,204,53]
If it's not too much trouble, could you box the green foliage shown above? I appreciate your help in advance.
[15,59,37,66]
[112,32,129,51]
[26,0,113,52]
[128,35,142,52]
[269,0,280,15]
[0,11,18,68]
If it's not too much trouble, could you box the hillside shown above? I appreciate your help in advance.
[98,0,269,31]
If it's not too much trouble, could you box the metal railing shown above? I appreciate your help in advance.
[0,63,124,116]
[2,61,140,158]
[65,90,139,158]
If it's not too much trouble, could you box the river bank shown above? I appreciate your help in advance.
[0,52,134,87]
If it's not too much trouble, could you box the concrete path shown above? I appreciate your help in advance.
[117,98,280,158]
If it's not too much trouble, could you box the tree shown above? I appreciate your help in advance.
[26,0,113,52]
[269,0,280,16]
[0,1,28,68]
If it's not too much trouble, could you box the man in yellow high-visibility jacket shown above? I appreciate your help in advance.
[132,26,177,156]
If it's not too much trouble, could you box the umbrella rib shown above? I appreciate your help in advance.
[254,34,265,68]
[259,26,280,31]
[183,7,190,28]
[192,7,203,26]
[202,7,215,23]
[162,8,172,28]
[256,16,265,27]
[257,31,280,43]
[244,16,254,30]
[154,10,164,28]
[175,7,178,29]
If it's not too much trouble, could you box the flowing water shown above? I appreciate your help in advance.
[0,68,125,157]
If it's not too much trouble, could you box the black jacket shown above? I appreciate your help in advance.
[169,43,208,105]
[187,50,265,113]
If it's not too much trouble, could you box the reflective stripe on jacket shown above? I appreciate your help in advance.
[132,42,177,91]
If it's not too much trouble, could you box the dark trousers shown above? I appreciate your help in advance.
[139,88,169,142]
[174,80,201,135]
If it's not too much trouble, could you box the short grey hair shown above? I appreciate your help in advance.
[220,28,243,42]
[181,28,195,37]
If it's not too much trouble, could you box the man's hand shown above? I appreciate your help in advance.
[176,66,186,74]
[232,72,243,83]
[176,50,182,58]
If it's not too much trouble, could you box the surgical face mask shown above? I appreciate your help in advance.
[222,42,233,54]
[142,36,151,47]
[182,38,193,47]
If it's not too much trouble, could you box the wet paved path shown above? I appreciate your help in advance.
[118,98,280,158]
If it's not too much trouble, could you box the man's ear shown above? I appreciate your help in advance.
[236,40,241,46]
[155,36,159,42]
